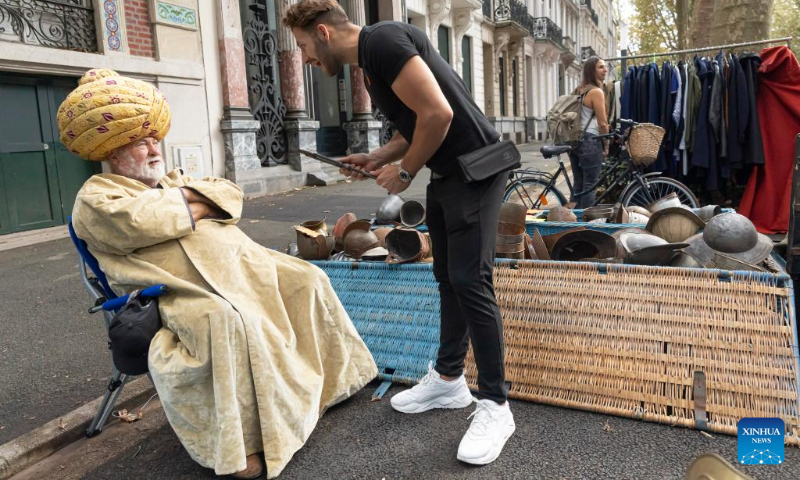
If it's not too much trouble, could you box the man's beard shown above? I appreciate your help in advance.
[114,152,166,187]
[315,37,343,76]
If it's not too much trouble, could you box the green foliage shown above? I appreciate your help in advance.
[629,0,679,54]
[771,0,800,46]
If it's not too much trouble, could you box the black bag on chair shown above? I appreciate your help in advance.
[456,140,522,183]
[107,290,162,375]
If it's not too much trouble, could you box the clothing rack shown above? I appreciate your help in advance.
[605,37,793,63]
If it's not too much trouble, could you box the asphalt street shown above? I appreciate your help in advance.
[4,143,799,478]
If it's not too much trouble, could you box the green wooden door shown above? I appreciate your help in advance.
[47,79,100,222]
[0,75,98,234]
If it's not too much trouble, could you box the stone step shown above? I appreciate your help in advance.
[307,163,347,186]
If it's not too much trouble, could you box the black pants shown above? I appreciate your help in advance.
[426,171,508,404]
[568,135,603,209]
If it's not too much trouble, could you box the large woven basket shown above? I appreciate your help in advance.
[314,260,800,444]
[627,124,666,166]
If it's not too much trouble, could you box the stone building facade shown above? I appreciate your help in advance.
[0,0,619,235]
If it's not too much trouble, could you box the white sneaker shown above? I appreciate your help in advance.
[457,399,516,465]
[390,362,474,414]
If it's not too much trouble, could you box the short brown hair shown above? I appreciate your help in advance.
[283,0,349,30]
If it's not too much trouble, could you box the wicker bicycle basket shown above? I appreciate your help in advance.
[626,123,665,166]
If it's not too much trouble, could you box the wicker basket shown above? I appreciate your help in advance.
[315,260,800,444]
[627,124,666,166]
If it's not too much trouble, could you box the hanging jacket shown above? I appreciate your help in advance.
[637,65,648,122]
[684,62,702,153]
[655,62,671,172]
[739,46,800,233]
[693,57,719,191]
[726,55,749,170]
[647,63,661,125]
[708,55,727,161]
[621,66,636,125]
[740,54,766,166]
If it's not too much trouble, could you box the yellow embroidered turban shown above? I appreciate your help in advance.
[57,69,171,161]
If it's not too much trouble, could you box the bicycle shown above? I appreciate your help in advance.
[503,119,699,210]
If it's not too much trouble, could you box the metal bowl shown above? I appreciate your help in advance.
[619,232,668,253]
[695,205,722,222]
[400,200,426,227]
[376,194,405,224]
[646,207,705,243]
[624,243,689,266]
[646,192,682,213]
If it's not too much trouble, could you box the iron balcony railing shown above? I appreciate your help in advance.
[532,16,563,47]
[494,0,563,48]
[494,0,533,31]
[580,0,600,26]
[0,0,97,52]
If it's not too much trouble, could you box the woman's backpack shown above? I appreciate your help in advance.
[546,85,595,146]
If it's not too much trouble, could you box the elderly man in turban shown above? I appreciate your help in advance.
[61,69,377,479]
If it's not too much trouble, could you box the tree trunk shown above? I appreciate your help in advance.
[689,0,716,47]
[676,0,689,50]
[710,0,775,46]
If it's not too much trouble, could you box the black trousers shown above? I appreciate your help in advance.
[426,171,508,404]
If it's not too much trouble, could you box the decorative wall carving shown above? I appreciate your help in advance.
[427,0,451,43]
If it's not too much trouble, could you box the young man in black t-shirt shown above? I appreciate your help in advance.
[284,0,514,465]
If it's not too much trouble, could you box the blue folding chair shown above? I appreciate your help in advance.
[67,218,167,437]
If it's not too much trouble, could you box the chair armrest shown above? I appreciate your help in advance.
[89,284,169,313]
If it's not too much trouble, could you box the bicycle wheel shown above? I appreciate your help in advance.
[503,178,567,209]
[620,177,699,209]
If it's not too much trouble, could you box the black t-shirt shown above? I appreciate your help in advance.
[358,22,500,177]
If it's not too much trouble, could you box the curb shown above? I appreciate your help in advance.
[0,376,156,480]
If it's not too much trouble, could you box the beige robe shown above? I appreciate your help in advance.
[72,171,377,477]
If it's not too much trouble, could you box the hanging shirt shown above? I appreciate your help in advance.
[684,62,702,153]
[672,65,683,133]
[679,62,691,175]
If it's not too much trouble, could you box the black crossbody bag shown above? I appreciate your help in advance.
[456,140,522,183]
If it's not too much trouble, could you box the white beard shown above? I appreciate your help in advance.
[113,153,166,187]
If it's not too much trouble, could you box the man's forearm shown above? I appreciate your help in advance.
[371,131,410,166]
[399,111,452,176]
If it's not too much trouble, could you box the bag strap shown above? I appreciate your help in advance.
[124,289,142,308]
[579,90,596,138]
